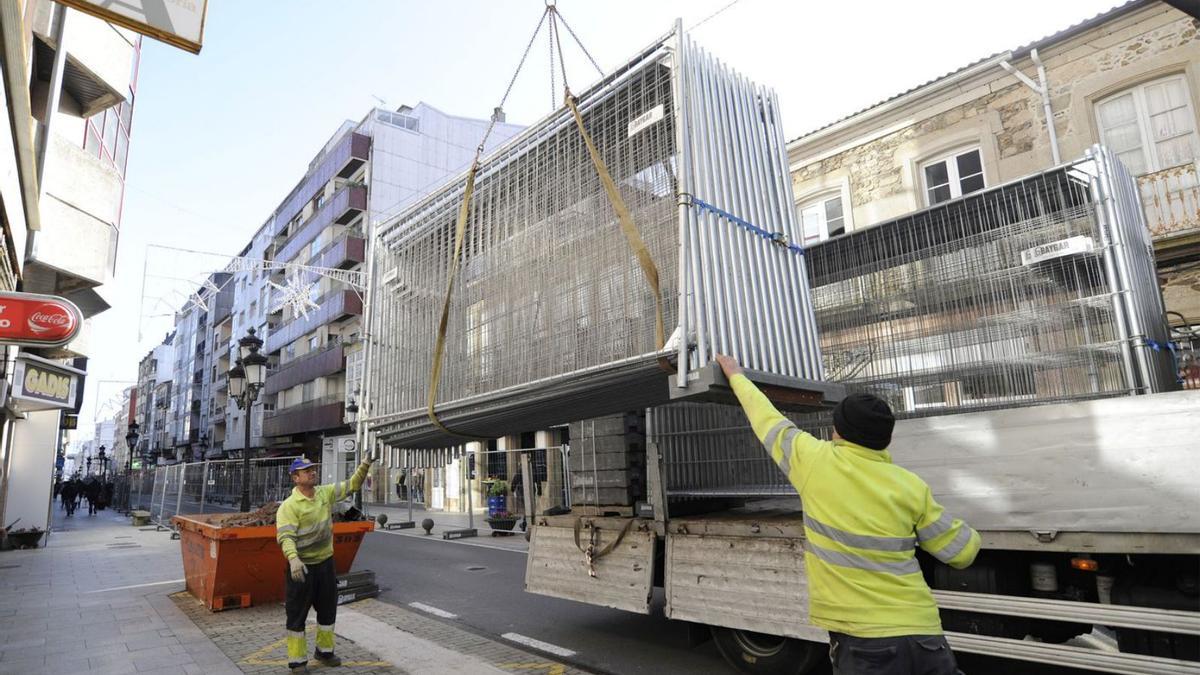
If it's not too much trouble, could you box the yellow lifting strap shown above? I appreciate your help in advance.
[427,92,672,439]
[426,158,490,439]
[565,91,668,355]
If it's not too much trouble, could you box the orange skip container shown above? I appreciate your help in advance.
[172,513,374,611]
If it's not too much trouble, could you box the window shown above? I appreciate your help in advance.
[308,335,320,352]
[922,148,985,205]
[797,194,846,244]
[302,381,315,402]
[1096,75,1199,175]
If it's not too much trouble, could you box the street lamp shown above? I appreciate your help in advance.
[97,446,107,480]
[345,393,363,510]
[228,327,268,512]
[124,422,140,512]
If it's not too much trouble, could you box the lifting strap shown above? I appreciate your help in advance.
[573,516,636,578]
[565,90,669,361]
[426,158,490,439]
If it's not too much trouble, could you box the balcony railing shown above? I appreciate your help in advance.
[1138,161,1200,245]
[274,132,370,234]
[314,234,366,270]
[264,290,363,354]
[275,184,367,264]
[263,395,345,437]
[263,340,345,395]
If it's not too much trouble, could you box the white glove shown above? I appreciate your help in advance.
[289,557,306,583]
[365,448,379,465]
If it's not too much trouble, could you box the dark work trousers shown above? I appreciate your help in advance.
[829,632,963,675]
[284,557,338,659]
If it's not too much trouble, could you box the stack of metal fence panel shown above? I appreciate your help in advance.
[652,147,1178,504]
[568,412,647,508]
[368,24,824,449]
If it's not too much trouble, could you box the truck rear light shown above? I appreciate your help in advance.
[1071,557,1099,572]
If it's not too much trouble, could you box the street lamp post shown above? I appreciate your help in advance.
[97,446,107,480]
[228,327,268,513]
[346,395,361,510]
[124,422,140,512]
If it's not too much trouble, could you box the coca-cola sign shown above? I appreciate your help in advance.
[0,292,83,348]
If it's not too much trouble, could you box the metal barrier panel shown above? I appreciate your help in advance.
[369,25,823,449]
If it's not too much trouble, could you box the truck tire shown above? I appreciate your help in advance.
[711,627,825,674]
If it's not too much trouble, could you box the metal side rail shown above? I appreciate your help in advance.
[933,590,1200,635]
[945,631,1198,675]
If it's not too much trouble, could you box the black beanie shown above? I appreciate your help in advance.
[832,393,895,450]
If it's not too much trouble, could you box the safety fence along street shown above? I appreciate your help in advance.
[125,457,301,528]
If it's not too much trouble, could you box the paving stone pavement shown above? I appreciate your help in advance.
[172,594,397,674]
[0,505,241,675]
[2,500,590,675]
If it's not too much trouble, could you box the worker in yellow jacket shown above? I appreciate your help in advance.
[716,354,979,675]
[275,453,374,673]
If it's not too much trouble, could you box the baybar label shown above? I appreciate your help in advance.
[0,292,82,348]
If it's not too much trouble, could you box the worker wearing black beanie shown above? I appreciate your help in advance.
[832,393,895,451]
[716,353,979,674]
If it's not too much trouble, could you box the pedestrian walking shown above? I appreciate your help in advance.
[84,479,100,516]
[275,451,376,673]
[716,354,979,675]
[395,470,406,501]
[61,480,77,517]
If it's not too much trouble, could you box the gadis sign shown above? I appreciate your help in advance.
[0,292,83,348]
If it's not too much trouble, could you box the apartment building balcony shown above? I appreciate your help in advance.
[263,396,345,437]
[1139,162,1200,264]
[264,290,363,355]
[315,234,366,270]
[263,340,346,396]
[275,184,367,264]
[274,132,371,236]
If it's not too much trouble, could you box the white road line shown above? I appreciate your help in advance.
[85,578,185,593]
[408,602,458,619]
[501,632,576,657]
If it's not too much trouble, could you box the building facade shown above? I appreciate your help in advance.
[0,0,142,535]
[145,103,522,471]
[135,334,174,464]
[787,0,1200,346]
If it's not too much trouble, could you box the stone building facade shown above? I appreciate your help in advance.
[788,1,1200,341]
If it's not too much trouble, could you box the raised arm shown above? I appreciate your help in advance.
[717,354,826,493]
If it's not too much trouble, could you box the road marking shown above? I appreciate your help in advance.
[85,578,185,593]
[501,633,576,658]
[500,664,565,675]
[409,601,458,619]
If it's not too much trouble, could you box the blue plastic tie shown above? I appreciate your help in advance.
[689,196,804,255]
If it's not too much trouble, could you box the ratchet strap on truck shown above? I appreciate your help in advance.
[573,517,636,578]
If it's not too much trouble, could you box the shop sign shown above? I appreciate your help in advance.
[0,292,83,348]
[10,355,83,410]
[55,0,208,54]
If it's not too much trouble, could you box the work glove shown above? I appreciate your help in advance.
[364,447,379,465]
[289,556,306,583]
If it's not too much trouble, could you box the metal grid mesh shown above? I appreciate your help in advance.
[656,150,1177,501]
[369,28,824,448]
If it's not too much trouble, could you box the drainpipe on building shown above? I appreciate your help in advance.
[1000,48,1061,165]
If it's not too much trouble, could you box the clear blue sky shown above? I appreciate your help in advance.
[80,0,1120,431]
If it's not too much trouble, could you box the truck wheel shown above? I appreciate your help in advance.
[711,627,825,674]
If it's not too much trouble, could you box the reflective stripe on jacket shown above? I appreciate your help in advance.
[276,462,369,565]
[730,374,980,638]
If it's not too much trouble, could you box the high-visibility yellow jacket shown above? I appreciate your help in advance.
[275,462,370,565]
[730,374,980,638]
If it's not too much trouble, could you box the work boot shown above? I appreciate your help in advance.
[314,652,342,667]
[288,665,309,674]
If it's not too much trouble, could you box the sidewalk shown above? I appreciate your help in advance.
[365,503,530,553]
[0,500,583,674]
